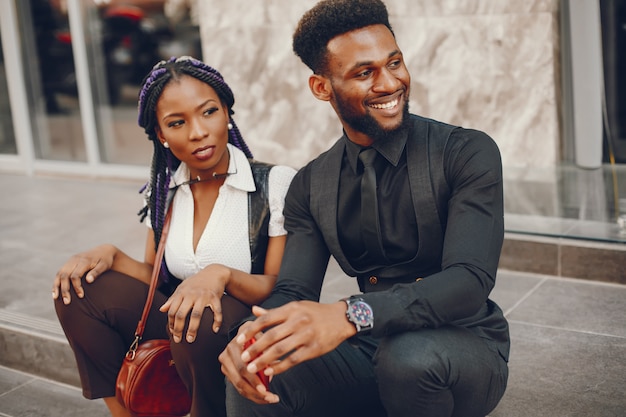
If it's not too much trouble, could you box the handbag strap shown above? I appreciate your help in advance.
[126,207,172,359]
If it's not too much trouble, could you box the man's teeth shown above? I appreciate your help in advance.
[370,98,399,109]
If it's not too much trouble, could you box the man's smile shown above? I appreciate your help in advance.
[368,97,399,110]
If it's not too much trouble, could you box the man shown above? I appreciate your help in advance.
[219,1,510,416]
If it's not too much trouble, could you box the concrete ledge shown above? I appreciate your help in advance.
[0,310,80,387]
[2,234,624,387]
[501,233,626,284]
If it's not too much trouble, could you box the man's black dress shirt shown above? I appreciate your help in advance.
[339,131,417,269]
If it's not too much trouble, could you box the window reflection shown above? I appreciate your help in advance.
[14,0,85,161]
[33,0,71,114]
[16,0,201,165]
[0,35,17,155]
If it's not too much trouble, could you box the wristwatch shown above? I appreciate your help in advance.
[342,297,374,333]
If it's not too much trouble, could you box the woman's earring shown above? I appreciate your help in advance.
[163,142,170,149]
[227,123,233,130]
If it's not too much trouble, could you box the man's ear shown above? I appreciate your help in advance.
[308,74,332,102]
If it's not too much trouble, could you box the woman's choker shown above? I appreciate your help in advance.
[187,171,231,185]
[170,165,237,191]
[174,170,235,188]
[171,152,238,190]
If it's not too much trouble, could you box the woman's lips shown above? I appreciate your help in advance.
[193,145,215,161]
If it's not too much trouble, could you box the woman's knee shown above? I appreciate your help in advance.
[171,297,249,359]
[55,270,152,335]
[54,272,94,326]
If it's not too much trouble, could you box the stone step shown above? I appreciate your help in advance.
[501,233,626,285]
[0,309,80,387]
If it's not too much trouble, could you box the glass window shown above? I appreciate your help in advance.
[14,0,201,166]
[16,0,87,162]
[0,27,17,155]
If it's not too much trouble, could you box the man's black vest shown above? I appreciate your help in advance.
[309,115,456,284]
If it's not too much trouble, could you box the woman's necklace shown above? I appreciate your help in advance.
[184,171,231,186]
[171,157,238,190]
[172,169,236,189]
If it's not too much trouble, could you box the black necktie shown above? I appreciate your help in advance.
[359,148,387,261]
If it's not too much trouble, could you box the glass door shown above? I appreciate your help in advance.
[15,0,87,162]
[4,0,201,173]
[0,24,17,156]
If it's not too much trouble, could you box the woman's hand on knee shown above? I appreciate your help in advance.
[160,272,225,343]
[52,244,116,305]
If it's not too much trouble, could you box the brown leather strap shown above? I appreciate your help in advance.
[134,207,172,339]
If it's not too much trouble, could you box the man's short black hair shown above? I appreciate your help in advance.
[292,0,394,74]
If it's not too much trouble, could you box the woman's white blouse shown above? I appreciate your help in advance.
[156,144,296,280]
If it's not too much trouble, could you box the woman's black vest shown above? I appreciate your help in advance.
[247,160,273,274]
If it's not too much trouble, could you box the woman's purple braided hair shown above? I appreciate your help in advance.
[136,56,253,249]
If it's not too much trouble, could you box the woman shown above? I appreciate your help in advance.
[52,56,296,417]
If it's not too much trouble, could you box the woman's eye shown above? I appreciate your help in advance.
[204,107,218,116]
[167,120,184,128]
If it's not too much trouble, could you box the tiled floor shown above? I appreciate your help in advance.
[0,366,109,417]
[1,173,625,416]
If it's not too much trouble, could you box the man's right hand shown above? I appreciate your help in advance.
[219,301,356,403]
[219,307,280,404]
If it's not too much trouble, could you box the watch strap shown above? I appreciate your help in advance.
[342,296,374,333]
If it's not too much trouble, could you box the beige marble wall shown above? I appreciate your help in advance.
[198,0,561,174]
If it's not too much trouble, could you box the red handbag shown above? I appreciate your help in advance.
[115,209,192,417]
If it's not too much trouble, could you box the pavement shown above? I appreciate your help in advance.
[0,172,625,417]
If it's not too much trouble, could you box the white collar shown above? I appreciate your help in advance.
[170,144,256,193]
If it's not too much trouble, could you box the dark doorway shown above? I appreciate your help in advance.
[601,0,626,163]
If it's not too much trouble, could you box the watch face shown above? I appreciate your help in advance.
[349,301,373,327]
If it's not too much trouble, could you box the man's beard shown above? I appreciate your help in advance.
[335,92,411,141]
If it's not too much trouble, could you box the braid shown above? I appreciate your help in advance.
[228,118,252,159]
[136,56,254,248]
[138,139,172,248]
